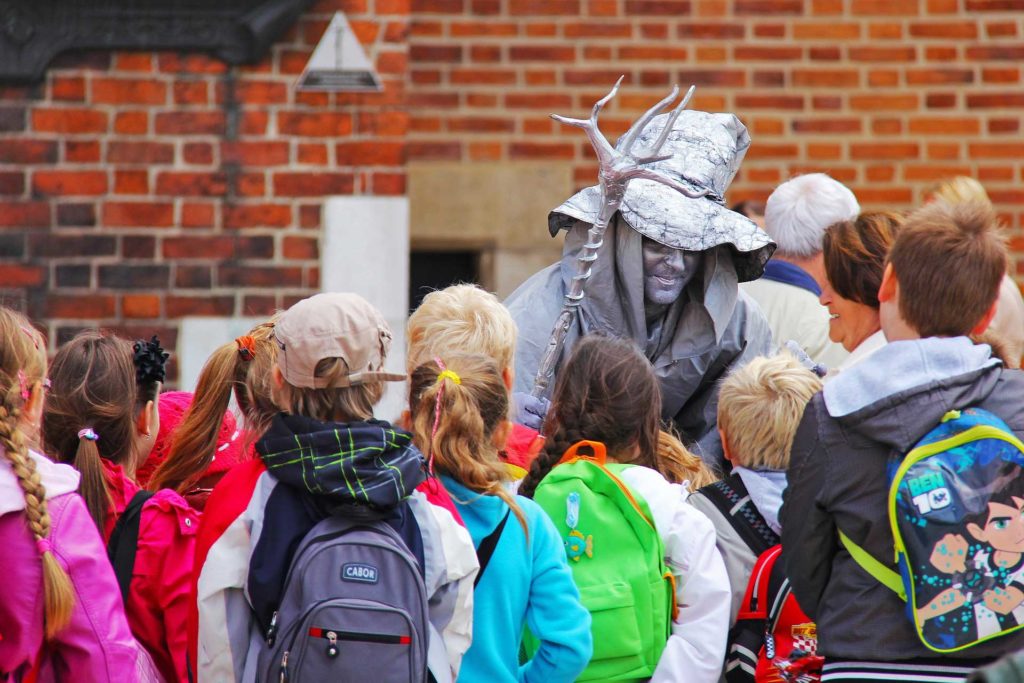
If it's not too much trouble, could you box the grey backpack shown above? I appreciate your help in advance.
[255,513,429,682]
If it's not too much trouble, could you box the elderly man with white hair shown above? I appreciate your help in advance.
[740,173,859,368]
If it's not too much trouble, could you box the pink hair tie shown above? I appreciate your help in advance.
[36,538,52,555]
[77,428,99,442]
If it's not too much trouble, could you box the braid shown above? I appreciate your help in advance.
[519,415,586,498]
[519,434,564,498]
[0,402,74,638]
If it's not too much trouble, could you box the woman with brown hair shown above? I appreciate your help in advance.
[819,212,903,374]
[43,331,196,683]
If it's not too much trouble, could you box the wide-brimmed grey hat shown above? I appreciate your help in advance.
[548,109,775,282]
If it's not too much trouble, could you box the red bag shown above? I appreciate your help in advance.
[725,545,823,683]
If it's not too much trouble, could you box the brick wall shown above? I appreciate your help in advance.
[3,0,1024,373]
[407,0,1024,269]
[0,0,408,370]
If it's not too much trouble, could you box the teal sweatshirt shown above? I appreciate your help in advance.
[441,476,592,683]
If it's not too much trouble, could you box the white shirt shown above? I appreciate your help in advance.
[619,466,731,683]
[827,329,887,380]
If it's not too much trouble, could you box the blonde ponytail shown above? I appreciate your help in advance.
[0,307,74,638]
[409,354,528,536]
[656,429,718,490]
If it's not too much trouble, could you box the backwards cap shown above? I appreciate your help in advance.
[275,293,405,389]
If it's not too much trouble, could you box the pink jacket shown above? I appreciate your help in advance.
[101,460,198,683]
[0,449,159,682]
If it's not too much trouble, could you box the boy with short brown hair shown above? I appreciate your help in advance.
[781,197,1024,680]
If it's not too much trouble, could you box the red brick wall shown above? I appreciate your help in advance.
[407,0,1024,267]
[0,0,407,367]
[3,0,1024,370]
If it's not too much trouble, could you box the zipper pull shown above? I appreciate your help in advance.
[279,651,289,683]
[266,610,279,646]
[326,630,339,658]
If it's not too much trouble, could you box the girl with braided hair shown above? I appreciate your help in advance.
[0,308,159,681]
[43,331,196,683]
[408,353,592,683]
[519,334,732,683]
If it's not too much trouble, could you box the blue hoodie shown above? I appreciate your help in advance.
[440,476,592,683]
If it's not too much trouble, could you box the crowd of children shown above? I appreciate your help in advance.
[3,185,1024,683]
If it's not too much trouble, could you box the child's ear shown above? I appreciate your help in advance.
[967,522,986,543]
[878,263,897,303]
[23,380,45,426]
[501,366,514,391]
[718,427,735,466]
[272,365,285,389]
[137,400,155,437]
[971,299,1000,336]
[491,419,512,451]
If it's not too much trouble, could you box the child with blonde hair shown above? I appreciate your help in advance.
[408,352,592,682]
[408,284,545,480]
[689,352,823,624]
[0,308,158,680]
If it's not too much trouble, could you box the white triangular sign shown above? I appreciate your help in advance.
[297,12,382,92]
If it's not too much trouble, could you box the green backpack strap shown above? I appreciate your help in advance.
[837,529,906,601]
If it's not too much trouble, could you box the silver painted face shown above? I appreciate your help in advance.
[642,238,698,306]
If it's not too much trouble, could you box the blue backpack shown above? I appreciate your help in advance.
[840,408,1024,653]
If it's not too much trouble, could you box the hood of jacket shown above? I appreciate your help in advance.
[734,466,786,535]
[0,448,79,517]
[258,413,426,508]
[821,337,1002,453]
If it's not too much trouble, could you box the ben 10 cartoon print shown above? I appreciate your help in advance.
[917,492,1024,637]
[841,408,1024,651]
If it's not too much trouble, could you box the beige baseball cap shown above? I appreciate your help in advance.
[274,293,406,389]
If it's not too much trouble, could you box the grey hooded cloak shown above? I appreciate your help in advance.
[505,110,775,468]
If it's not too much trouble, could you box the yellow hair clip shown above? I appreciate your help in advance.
[437,369,461,385]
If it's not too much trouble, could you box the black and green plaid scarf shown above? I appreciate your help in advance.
[258,413,426,508]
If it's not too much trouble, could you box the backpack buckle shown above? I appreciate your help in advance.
[266,610,279,647]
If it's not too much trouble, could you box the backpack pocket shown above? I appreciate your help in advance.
[578,581,645,679]
[270,598,419,682]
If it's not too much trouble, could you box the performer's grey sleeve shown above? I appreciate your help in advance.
[504,264,564,396]
[677,292,775,468]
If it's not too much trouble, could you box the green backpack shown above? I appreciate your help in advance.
[528,440,677,681]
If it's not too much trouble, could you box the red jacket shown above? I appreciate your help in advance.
[102,460,198,683]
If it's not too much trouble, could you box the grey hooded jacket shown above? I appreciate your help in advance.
[781,337,1024,662]
[505,215,773,468]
